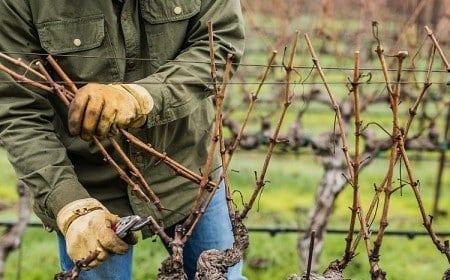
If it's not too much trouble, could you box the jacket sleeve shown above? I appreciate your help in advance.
[0,1,91,221]
[139,0,245,127]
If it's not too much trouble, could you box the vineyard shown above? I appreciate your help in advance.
[0,0,449,279]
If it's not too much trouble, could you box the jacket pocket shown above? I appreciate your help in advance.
[35,15,120,82]
[140,0,201,25]
[140,0,201,68]
[36,15,105,54]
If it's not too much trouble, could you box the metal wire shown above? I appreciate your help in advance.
[1,51,448,73]
[1,222,449,239]
[248,227,450,239]
[0,79,448,87]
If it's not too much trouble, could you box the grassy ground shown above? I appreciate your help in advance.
[1,147,449,279]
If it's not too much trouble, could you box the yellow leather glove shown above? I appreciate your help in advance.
[56,198,129,269]
[68,83,154,141]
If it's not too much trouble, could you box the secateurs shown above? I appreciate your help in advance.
[113,215,151,239]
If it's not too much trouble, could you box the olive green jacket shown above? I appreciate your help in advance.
[0,0,244,232]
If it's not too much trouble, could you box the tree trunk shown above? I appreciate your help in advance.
[298,133,349,272]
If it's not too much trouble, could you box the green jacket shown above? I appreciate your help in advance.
[0,0,244,232]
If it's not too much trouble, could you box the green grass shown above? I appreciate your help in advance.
[0,149,18,202]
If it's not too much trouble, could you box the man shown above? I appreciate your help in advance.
[0,0,245,279]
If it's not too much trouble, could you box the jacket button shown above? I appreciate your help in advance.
[73,39,82,47]
[127,60,136,70]
[173,6,182,15]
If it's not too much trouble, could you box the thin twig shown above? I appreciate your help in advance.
[397,143,450,263]
[221,50,277,214]
[91,137,151,202]
[224,50,278,170]
[147,216,172,245]
[120,129,216,190]
[240,31,300,220]
[338,51,371,269]
[109,138,163,210]
[34,61,70,106]
[54,250,101,280]
[0,51,46,80]
[46,56,76,99]
[304,33,354,179]
[398,143,450,263]
[0,63,52,92]
[369,27,408,275]
[424,26,449,70]
[305,230,316,280]
[404,45,435,136]
[182,22,234,239]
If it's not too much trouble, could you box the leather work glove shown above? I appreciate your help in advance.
[68,83,154,141]
[56,198,130,269]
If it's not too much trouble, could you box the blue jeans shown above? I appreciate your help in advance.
[57,185,246,280]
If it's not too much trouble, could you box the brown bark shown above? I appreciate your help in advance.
[195,214,249,280]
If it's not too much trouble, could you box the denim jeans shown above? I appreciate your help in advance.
[57,185,246,280]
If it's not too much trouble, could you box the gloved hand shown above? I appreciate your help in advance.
[56,198,130,269]
[68,83,154,141]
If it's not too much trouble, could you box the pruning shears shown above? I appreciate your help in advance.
[113,215,151,242]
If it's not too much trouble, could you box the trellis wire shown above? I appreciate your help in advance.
[2,222,450,238]
[1,51,448,73]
